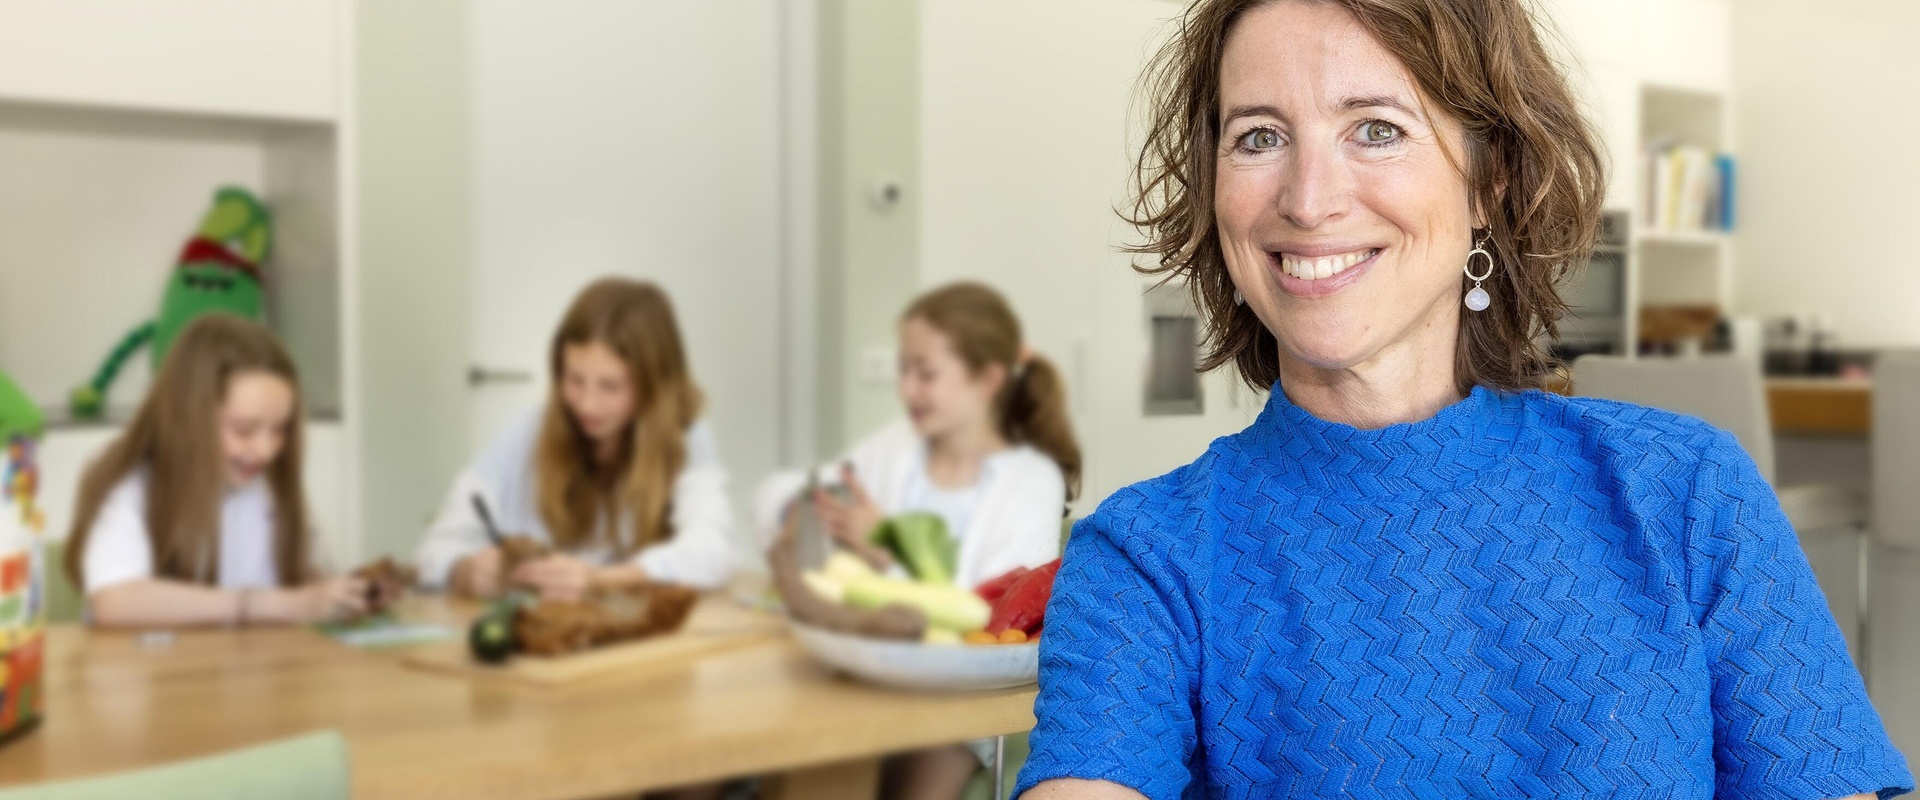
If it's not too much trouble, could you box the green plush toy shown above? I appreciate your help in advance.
[70,188,272,418]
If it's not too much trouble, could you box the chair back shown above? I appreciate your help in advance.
[1571,354,1776,484]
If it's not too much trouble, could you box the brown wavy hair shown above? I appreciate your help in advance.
[905,282,1082,501]
[66,315,310,589]
[1130,0,1605,393]
[536,278,703,555]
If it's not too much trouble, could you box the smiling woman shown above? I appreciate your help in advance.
[1014,1,1910,799]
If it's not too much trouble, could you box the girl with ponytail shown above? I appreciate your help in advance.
[810,281,1081,590]
[802,281,1082,797]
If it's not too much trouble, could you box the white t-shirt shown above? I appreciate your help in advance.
[414,406,738,590]
[901,455,990,546]
[81,468,281,595]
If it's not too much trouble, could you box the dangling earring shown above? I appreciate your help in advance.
[1233,289,1245,306]
[1463,233,1494,312]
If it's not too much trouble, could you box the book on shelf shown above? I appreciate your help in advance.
[1645,144,1735,235]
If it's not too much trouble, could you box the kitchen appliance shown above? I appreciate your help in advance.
[1555,210,1630,358]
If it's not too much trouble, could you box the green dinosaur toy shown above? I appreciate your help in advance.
[70,188,272,418]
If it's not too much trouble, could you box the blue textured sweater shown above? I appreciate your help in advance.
[1017,385,1910,799]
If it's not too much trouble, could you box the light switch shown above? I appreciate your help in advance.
[859,346,897,385]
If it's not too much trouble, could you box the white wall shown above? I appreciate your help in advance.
[919,0,1262,514]
[354,0,472,558]
[1732,0,1920,348]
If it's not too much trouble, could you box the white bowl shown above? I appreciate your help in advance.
[788,622,1039,692]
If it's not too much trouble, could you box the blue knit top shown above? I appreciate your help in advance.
[1016,385,1910,799]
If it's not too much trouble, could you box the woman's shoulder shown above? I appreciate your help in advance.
[1077,447,1226,553]
[1512,388,1733,457]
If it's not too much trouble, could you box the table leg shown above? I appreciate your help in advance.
[763,757,882,800]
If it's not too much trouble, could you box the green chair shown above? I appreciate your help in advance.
[0,730,349,800]
[42,540,81,625]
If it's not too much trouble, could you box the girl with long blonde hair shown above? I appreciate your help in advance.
[417,278,735,598]
[66,315,366,627]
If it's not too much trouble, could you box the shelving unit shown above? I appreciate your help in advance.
[1631,83,1735,349]
[0,0,358,563]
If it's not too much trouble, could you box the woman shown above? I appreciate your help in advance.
[67,315,366,627]
[416,278,734,598]
[1017,1,1909,799]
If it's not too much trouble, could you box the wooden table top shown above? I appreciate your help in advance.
[0,595,1040,800]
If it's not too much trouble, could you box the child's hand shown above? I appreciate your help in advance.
[815,466,891,570]
[453,547,504,598]
[511,554,594,603]
[300,576,370,623]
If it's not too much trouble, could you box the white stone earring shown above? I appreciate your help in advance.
[1233,289,1245,306]
[1463,234,1494,312]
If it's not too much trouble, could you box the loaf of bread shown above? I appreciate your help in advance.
[512,583,699,656]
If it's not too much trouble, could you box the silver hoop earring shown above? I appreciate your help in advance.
[1463,235,1494,312]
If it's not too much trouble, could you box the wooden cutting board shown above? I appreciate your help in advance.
[402,598,786,687]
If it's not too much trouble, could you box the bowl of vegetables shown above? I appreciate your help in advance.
[772,511,1059,692]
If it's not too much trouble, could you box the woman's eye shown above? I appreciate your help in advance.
[1359,121,1402,144]
[1239,129,1282,150]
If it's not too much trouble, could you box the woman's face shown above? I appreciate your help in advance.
[559,341,637,444]
[1214,0,1477,377]
[218,371,294,488]
[897,317,1003,441]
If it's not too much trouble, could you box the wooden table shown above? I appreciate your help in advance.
[1767,377,1872,436]
[0,596,1040,799]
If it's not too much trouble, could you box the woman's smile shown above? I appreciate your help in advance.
[1268,245,1383,298]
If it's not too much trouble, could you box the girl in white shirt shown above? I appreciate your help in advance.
[799,282,1083,800]
[65,315,366,628]
[417,278,735,600]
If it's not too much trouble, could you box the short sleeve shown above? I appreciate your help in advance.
[1684,429,1913,799]
[1015,490,1202,800]
[82,475,156,595]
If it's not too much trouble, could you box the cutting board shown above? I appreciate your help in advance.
[403,598,785,687]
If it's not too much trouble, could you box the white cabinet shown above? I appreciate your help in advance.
[0,0,338,121]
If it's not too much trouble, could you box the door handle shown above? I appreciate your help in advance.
[468,366,534,387]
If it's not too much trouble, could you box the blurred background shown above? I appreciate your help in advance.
[1,0,1915,750]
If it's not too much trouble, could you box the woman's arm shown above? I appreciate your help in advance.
[1681,429,1912,797]
[1020,780,1148,800]
[88,577,366,629]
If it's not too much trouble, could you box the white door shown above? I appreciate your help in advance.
[468,1,785,521]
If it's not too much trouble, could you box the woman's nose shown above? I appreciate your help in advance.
[1278,139,1353,230]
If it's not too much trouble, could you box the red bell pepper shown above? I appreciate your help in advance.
[986,558,1060,635]
[974,566,1031,604]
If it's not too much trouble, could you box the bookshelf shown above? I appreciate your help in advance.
[1631,83,1735,351]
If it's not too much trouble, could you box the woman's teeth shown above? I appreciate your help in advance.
[1278,249,1377,280]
